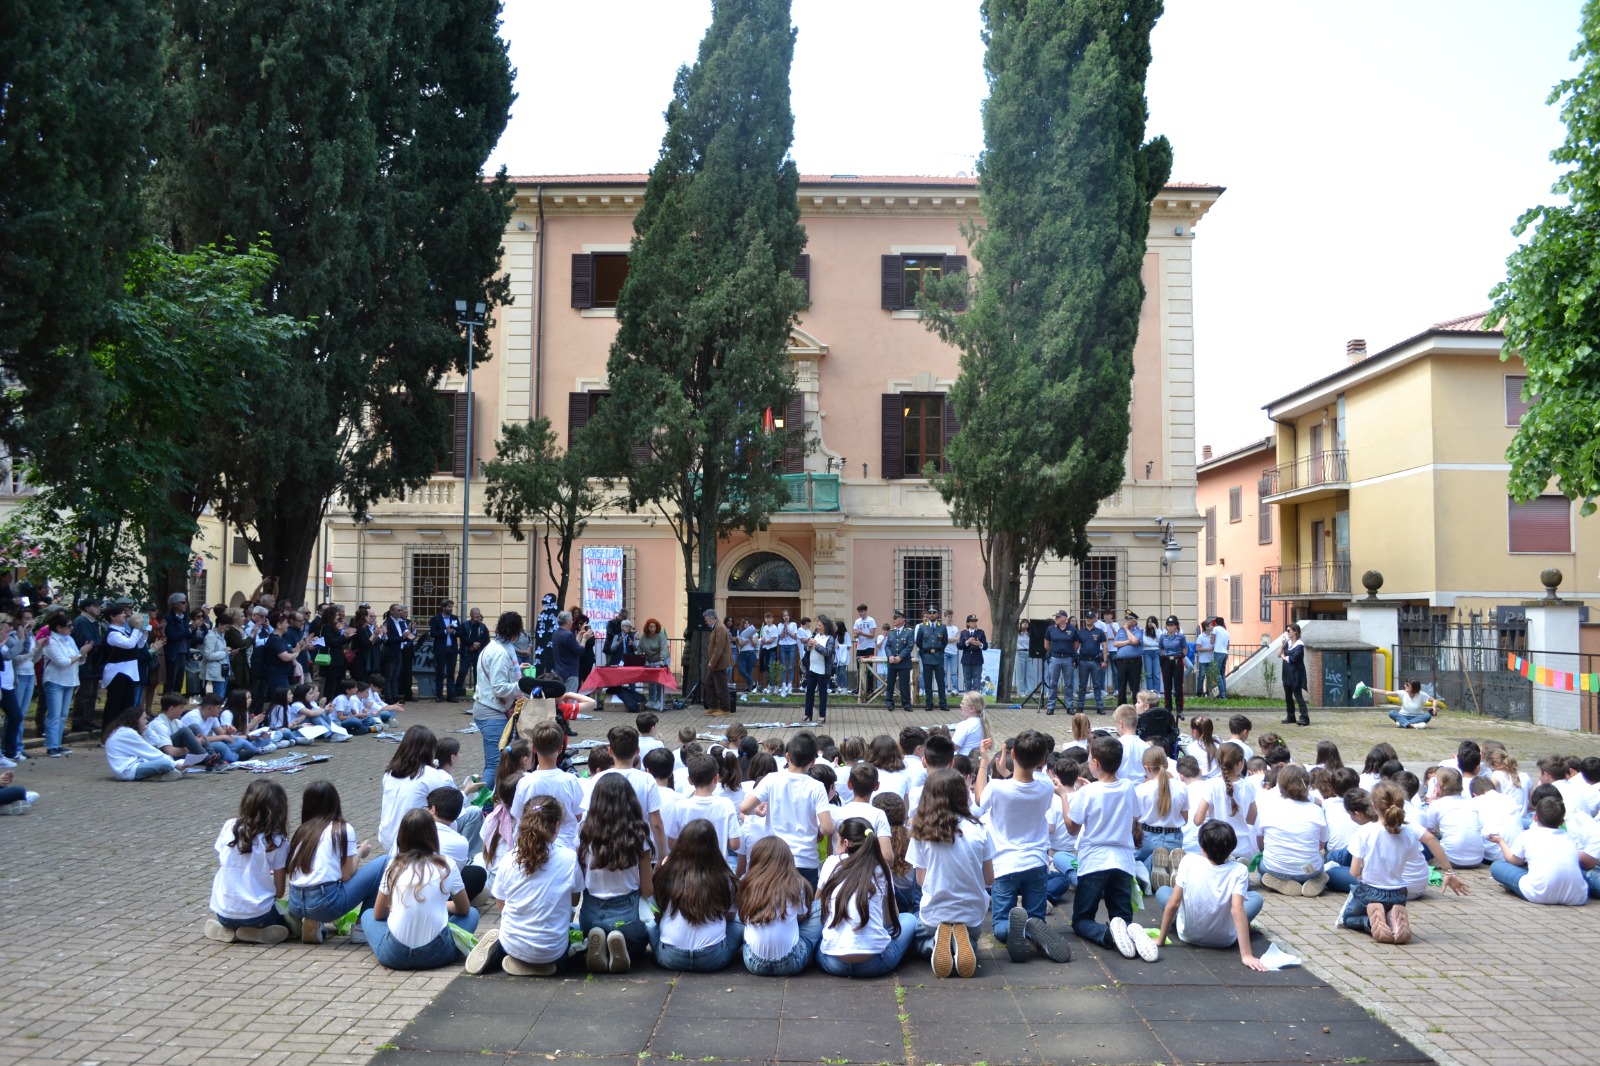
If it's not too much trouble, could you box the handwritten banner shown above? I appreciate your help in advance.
[582,546,626,625]
[1507,653,1597,693]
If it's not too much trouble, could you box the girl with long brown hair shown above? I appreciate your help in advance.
[907,768,994,978]
[576,773,654,973]
[816,816,917,978]
[1190,743,1258,860]
[736,836,820,976]
[204,779,291,945]
[362,809,478,969]
[285,780,383,945]
[466,795,583,976]
[650,819,741,972]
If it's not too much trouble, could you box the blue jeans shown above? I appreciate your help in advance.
[579,890,652,958]
[1143,649,1162,694]
[742,907,822,976]
[362,907,479,970]
[1338,884,1405,931]
[1043,658,1073,710]
[921,661,946,709]
[650,917,743,972]
[1046,851,1078,902]
[42,681,75,751]
[1072,866,1134,946]
[289,857,390,921]
[778,644,797,687]
[1388,709,1432,727]
[211,678,230,699]
[990,864,1048,941]
[1153,885,1262,928]
[944,649,959,686]
[817,920,916,977]
[737,650,757,691]
[1585,868,1600,900]
[473,709,509,789]
[1490,860,1529,898]
[14,673,35,723]
[0,687,21,758]
[1215,656,1228,697]
[217,907,288,931]
[1075,660,1104,712]
[1135,827,1184,876]
[131,755,177,779]
[227,737,262,759]
[1326,865,1359,893]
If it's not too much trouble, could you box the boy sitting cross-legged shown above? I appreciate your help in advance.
[1154,819,1267,970]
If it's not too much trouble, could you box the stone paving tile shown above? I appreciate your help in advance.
[7,696,1599,1065]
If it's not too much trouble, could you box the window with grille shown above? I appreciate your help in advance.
[1205,577,1216,620]
[231,536,250,566]
[1204,508,1217,565]
[1258,488,1272,544]
[895,547,951,621]
[1077,554,1120,620]
[1259,573,1273,622]
[1230,574,1243,623]
[1507,495,1571,553]
[406,547,457,623]
[1228,486,1242,523]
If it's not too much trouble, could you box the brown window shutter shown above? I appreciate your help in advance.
[784,393,806,473]
[567,391,591,448]
[880,393,904,479]
[1205,508,1217,565]
[1508,495,1571,552]
[1505,375,1530,425]
[942,255,968,310]
[881,255,904,311]
[792,253,811,305]
[632,435,652,465]
[570,253,594,309]
[941,395,959,471]
[433,389,456,475]
[452,390,471,479]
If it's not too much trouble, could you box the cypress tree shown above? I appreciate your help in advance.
[593,0,807,624]
[923,0,1172,695]
[152,0,514,601]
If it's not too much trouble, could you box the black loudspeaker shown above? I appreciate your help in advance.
[687,591,716,631]
[1027,618,1050,659]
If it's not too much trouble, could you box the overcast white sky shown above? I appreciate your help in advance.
[486,0,1585,457]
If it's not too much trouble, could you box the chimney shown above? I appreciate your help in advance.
[1201,444,1213,462]
[1347,338,1368,364]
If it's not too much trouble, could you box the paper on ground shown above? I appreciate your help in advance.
[1259,943,1302,970]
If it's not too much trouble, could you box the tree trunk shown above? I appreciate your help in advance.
[252,505,323,606]
[983,531,1027,702]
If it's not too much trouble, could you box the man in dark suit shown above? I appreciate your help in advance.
[456,607,489,697]
[702,608,733,716]
[429,599,461,702]
[379,604,413,703]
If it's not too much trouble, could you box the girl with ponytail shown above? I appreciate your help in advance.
[1337,782,1465,944]
[465,795,583,976]
[1190,743,1257,860]
[1183,716,1221,779]
[1136,747,1188,888]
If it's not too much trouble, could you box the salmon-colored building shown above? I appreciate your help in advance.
[305,174,1222,647]
[1195,436,1281,661]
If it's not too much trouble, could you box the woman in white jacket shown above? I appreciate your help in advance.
[471,612,526,790]
[39,610,90,757]
[202,619,235,697]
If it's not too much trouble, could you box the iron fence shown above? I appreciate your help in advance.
[1259,449,1348,497]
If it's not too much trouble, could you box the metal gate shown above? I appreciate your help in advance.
[1397,642,1533,721]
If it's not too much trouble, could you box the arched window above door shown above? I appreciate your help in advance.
[726,551,801,592]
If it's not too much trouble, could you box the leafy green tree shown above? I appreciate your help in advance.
[1490,0,1600,516]
[590,0,808,640]
[5,240,302,601]
[152,0,515,601]
[483,419,612,612]
[922,0,1172,696]
[0,0,163,451]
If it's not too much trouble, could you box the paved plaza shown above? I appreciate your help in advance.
[4,697,1599,1066]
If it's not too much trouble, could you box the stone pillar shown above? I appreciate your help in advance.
[1346,601,1400,689]
[1525,567,1583,730]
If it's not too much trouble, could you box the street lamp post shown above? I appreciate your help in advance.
[455,299,487,614]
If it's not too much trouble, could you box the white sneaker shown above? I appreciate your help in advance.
[0,801,29,815]
[1128,923,1160,962]
[1109,917,1137,959]
[24,790,40,805]
[0,756,15,769]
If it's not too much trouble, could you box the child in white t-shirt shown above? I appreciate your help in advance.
[1488,788,1592,907]
[976,731,1072,962]
[1254,764,1329,896]
[330,679,380,735]
[576,773,656,973]
[665,753,743,864]
[950,692,989,758]
[736,835,822,976]
[1112,705,1148,785]
[1337,782,1466,944]
[1191,744,1259,862]
[908,767,995,978]
[285,780,383,945]
[741,733,835,886]
[1472,775,1522,863]
[1420,767,1484,868]
[513,720,585,855]
[362,809,479,969]
[1044,755,1084,905]
[1065,735,1157,962]
[466,795,583,976]
[1154,820,1265,969]
[815,816,915,977]
[1174,756,1204,857]
[838,762,893,863]
[204,780,291,945]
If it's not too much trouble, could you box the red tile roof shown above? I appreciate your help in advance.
[507,173,1222,193]
[1430,310,1500,332]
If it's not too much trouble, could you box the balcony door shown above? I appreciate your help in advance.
[1311,519,1326,593]
[1309,425,1325,486]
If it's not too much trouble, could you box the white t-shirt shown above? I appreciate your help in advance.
[638,735,665,759]
[1420,795,1484,867]
[906,820,993,927]
[1506,825,1588,906]
[1224,738,1253,760]
[835,799,891,842]
[288,822,359,888]
[853,616,878,652]
[976,776,1055,877]
[210,821,288,920]
[659,904,732,951]
[1180,738,1219,780]
[1325,800,1357,852]
[1492,769,1531,810]
[749,769,833,870]
[583,766,662,821]
[777,621,800,646]
[665,793,741,856]
[1172,853,1249,947]
[743,900,806,960]
[1136,776,1189,829]
[818,855,890,956]
[436,823,470,869]
[760,624,780,650]
[903,754,928,789]
[582,849,642,898]
[381,857,465,948]
[512,767,586,852]
[1179,782,1203,854]
[1556,777,1600,819]
[494,843,582,964]
[105,727,169,780]
[1197,776,1259,858]
[1256,797,1329,877]
[951,716,984,758]
[1348,821,1419,890]
[875,767,913,804]
[1475,789,1523,857]
[1071,778,1139,877]
[379,772,434,851]
[331,693,365,721]
[144,712,186,749]
[1211,625,1230,659]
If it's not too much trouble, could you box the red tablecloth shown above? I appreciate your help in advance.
[579,665,680,694]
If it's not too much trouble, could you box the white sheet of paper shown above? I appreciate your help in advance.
[298,725,330,741]
[1259,943,1302,970]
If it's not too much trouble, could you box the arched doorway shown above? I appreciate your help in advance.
[724,550,802,631]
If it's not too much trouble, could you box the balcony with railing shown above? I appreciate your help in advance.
[1264,561,1352,599]
[1259,449,1349,504]
[776,472,841,512]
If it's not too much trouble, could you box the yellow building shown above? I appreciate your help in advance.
[1261,315,1599,645]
